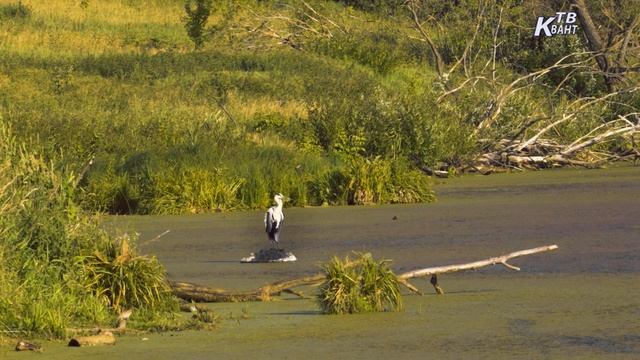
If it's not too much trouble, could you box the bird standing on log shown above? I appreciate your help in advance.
[264,193,285,248]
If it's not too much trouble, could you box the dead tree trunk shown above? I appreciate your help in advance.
[570,0,613,90]
[399,245,558,279]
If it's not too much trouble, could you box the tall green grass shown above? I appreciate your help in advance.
[0,122,177,337]
[1,0,636,215]
[0,0,444,214]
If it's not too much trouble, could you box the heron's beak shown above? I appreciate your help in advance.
[285,196,292,202]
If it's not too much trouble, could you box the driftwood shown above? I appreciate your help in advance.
[171,273,326,303]
[399,245,558,279]
[15,341,41,352]
[68,330,116,347]
[398,244,558,294]
[455,109,640,176]
[171,244,558,302]
[172,282,264,303]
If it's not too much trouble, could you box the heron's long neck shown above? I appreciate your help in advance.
[275,200,283,211]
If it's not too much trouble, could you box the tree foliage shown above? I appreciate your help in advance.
[184,0,213,49]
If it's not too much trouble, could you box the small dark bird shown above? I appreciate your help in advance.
[392,216,398,221]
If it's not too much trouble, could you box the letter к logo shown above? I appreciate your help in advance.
[534,16,556,37]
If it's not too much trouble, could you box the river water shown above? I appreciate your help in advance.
[5,166,639,359]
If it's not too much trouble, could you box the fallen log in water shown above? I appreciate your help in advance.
[171,281,264,302]
[399,244,558,279]
[68,331,116,347]
[398,244,559,294]
[171,273,327,302]
[171,244,558,302]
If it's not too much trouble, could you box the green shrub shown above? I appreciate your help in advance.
[184,0,213,49]
[318,253,402,314]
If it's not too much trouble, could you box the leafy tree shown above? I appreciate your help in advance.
[184,0,213,49]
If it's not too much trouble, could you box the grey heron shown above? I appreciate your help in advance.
[264,193,285,248]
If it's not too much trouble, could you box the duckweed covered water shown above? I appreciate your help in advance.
[3,166,640,359]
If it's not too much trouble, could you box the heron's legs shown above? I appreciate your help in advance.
[273,231,280,249]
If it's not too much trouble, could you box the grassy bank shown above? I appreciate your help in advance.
[0,123,182,337]
[1,0,442,214]
[0,0,637,215]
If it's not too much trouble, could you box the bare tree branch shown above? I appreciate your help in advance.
[407,0,446,82]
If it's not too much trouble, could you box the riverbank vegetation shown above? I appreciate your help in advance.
[1,0,637,339]
[0,124,192,338]
[1,0,636,214]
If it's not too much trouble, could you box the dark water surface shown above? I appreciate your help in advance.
[113,166,640,288]
[4,166,640,359]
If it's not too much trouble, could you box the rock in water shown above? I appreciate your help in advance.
[241,248,297,263]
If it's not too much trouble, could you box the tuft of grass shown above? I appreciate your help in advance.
[82,234,171,312]
[318,253,402,314]
[148,167,244,214]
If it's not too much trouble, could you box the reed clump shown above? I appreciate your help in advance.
[82,235,170,312]
[318,253,402,314]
